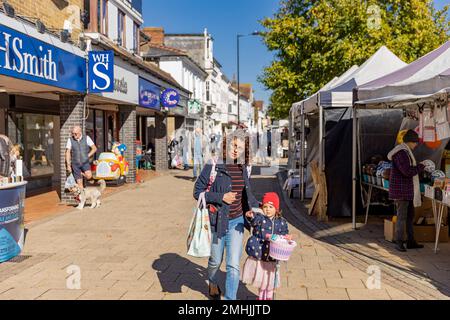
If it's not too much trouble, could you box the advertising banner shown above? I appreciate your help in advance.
[0,183,26,263]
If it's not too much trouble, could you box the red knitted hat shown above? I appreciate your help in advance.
[262,192,280,211]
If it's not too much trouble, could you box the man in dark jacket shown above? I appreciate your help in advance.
[387,130,424,252]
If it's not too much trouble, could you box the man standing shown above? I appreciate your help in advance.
[387,130,424,252]
[65,126,97,189]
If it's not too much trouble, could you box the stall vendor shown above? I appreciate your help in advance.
[387,129,424,252]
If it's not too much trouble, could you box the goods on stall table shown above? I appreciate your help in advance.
[422,159,436,173]
[435,104,450,140]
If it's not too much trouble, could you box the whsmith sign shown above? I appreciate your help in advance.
[89,51,114,93]
[0,23,86,92]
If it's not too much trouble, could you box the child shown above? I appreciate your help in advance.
[241,192,291,300]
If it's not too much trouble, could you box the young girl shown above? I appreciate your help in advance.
[242,192,291,300]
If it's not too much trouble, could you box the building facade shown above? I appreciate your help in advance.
[0,0,188,204]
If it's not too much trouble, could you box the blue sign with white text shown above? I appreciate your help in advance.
[139,77,160,109]
[88,51,114,93]
[0,23,86,92]
[161,88,180,108]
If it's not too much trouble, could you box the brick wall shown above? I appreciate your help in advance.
[142,27,165,45]
[119,105,136,183]
[7,0,84,40]
[59,93,85,204]
[155,114,168,171]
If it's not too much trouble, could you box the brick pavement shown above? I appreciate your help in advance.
[0,167,443,300]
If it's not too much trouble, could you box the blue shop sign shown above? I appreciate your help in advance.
[0,23,86,92]
[139,77,160,109]
[88,51,114,93]
[161,88,180,108]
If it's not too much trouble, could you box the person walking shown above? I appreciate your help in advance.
[193,131,260,300]
[387,129,424,252]
[241,192,291,300]
[193,128,205,180]
[65,126,97,189]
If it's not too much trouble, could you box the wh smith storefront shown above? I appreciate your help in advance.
[0,11,86,197]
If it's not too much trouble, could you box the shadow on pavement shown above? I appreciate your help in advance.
[173,176,196,182]
[152,253,257,300]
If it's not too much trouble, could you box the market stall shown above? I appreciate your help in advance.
[353,40,450,251]
[289,46,407,218]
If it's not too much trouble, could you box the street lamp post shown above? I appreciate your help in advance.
[237,31,261,126]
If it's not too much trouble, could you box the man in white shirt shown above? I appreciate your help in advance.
[65,126,97,188]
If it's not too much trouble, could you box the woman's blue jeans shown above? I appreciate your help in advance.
[208,215,244,300]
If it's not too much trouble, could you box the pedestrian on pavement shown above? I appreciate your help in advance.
[193,130,260,300]
[65,126,97,189]
[193,127,206,180]
[241,192,291,300]
[387,129,424,252]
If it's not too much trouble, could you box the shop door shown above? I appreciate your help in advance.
[105,111,118,151]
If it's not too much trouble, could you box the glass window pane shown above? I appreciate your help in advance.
[95,110,105,156]
[24,114,55,177]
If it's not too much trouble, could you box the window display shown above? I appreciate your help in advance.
[7,112,56,178]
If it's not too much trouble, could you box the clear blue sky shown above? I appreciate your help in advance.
[142,0,448,108]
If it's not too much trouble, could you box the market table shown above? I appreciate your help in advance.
[0,181,27,263]
[362,181,446,253]
[362,181,389,225]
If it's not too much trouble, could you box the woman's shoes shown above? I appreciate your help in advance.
[407,240,424,249]
[395,241,407,252]
[209,283,221,300]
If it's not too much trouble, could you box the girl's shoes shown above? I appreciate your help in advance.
[209,283,221,300]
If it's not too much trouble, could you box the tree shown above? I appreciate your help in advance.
[260,0,450,119]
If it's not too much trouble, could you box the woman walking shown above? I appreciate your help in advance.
[193,130,260,300]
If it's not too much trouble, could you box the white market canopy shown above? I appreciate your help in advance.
[291,46,407,114]
[356,41,450,108]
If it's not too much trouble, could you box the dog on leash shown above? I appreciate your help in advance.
[71,180,106,210]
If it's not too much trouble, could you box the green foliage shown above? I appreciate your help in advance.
[260,0,450,119]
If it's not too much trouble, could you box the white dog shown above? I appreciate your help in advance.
[71,180,106,210]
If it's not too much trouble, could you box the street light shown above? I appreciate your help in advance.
[237,31,262,126]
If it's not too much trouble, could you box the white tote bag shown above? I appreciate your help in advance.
[187,192,212,258]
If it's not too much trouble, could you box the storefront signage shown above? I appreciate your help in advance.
[0,24,86,92]
[89,50,114,93]
[114,77,128,94]
[188,99,201,114]
[161,88,180,108]
[139,77,160,109]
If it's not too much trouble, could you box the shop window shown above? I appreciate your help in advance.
[7,112,55,178]
[133,22,139,54]
[117,9,126,47]
[95,110,105,156]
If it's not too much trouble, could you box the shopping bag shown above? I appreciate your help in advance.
[64,173,77,190]
[187,192,211,258]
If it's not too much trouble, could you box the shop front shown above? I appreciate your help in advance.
[86,48,140,184]
[136,76,161,155]
[0,10,86,195]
